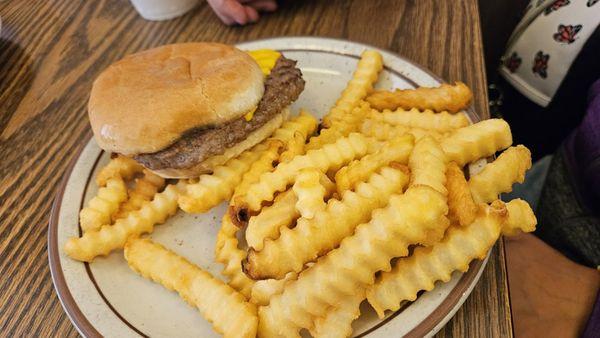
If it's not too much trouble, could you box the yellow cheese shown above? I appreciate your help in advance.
[247,49,281,76]
[244,106,257,121]
[243,49,281,121]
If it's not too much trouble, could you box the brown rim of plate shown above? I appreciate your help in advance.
[47,38,489,338]
[47,143,102,338]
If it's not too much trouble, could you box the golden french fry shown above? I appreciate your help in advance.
[502,198,537,236]
[258,186,449,336]
[231,140,284,203]
[469,145,532,203]
[307,49,382,151]
[215,213,255,297]
[96,154,143,187]
[79,177,127,233]
[245,190,299,251]
[307,102,372,151]
[335,134,414,194]
[409,136,448,196]
[366,199,536,318]
[245,173,337,251]
[367,108,469,132]
[293,168,329,219]
[271,110,319,162]
[64,182,184,262]
[280,131,306,163]
[359,118,448,142]
[249,272,297,306]
[310,290,364,338]
[178,145,266,214]
[244,166,410,280]
[322,50,383,128]
[306,121,355,151]
[446,162,478,226]
[124,238,257,338]
[441,118,512,166]
[235,133,373,213]
[365,81,473,113]
[228,141,283,227]
[112,169,165,221]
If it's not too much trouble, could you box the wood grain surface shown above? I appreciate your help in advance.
[0,0,512,337]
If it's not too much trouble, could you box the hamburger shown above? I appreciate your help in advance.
[88,42,305,178]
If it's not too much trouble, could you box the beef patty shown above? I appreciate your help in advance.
[135,56,305,170]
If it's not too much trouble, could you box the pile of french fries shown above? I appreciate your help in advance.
[64,50,536,338]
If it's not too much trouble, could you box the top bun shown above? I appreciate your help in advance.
[88,42,265,155]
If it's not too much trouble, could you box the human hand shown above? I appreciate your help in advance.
[206,0,278,25]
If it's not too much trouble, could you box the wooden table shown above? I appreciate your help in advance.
[0,0,512,336]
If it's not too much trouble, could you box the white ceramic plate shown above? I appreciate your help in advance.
[49,37,489,338]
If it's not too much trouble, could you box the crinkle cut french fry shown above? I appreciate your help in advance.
[335,134,414,194]
[245,190,298,251]
[446,162,477,226]
[306,49,381,152]
[306,122,351,151]
[79,177,127,233]
[409,137,449,247]
[359,118,448,142]
[502,198,537,236]
[322,50,383,128]
[271,110,319,162]
[366,202,507,317]
[112,170,165,221]
[306,102,372,151]
[293,168,328,219]
[245,166,410,280]
[232,140,284,202]
[178,146,264,214]
[366,199,535,318]
[279,131,306,163]
[368,108,469,132]
[96,154,143,186]
[409,136,448,196]
[64,182,184,262]
[310,290,364,338]
[245,176,333,251]
[215,214,255,297]
[469,145,532,204]
[249,272,297,306]
[365,81,473,113]
[236,133,372,212]
[441,119,512,166]
[258,186,449,337]
[124,238,257,338]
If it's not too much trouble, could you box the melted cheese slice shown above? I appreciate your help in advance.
[244,49,282,121]
[248,49,281,76]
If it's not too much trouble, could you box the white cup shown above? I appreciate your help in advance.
[130,0,199,21]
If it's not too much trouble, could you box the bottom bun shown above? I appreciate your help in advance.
[149,107,289,179]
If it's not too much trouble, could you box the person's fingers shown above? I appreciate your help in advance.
[243,5,260,23]
[246,0,278,12]
[206,0,237,25]
[223,0,251,25]
[207,0,271,25]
